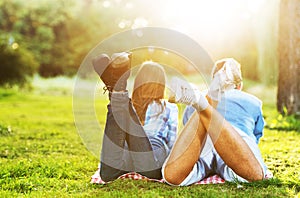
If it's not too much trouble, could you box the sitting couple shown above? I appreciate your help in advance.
[92,52,269,186]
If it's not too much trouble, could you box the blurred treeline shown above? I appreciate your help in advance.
[0,0,121,85]
[0,0,279,86]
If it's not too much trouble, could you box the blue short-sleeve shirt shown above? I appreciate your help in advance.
[183,89,265,144]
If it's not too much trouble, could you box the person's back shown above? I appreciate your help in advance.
[132,61,178,154]
[93,53,178,181]
[217,89,264,143]
[144,100,178,151]
[183,90,264,144]
[162,58,269,185]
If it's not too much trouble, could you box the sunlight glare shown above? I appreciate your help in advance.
[246,0,264,13]
[12,42,19,50]
[131,17,148,29]
[125,2,133,9]
[118,19,131,29]
[102,0,111,8]
[162,0,241,37]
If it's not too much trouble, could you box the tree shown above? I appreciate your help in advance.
[0,35,38,86]
[0,0,138,77]
[277,0,300,115]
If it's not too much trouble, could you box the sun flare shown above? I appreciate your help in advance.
[156,0,263,38]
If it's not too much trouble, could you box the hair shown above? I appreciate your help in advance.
[132,61,166,125]
[211,58,243,89]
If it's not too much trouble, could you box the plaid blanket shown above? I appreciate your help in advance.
[91,164,273,185]
[90,167,225,185]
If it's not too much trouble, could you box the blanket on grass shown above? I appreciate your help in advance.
[91,165,273,185]
[91,167,224,185]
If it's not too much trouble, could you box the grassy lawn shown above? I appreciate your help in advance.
[0,76,299,197]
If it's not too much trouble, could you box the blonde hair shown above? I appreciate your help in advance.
[211,58,243,89]
[132,61,166,125]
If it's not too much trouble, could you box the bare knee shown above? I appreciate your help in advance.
[240,165,264,182]
[248,168,264,182]
[163,165,186,185]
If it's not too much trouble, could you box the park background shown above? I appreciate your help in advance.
[0,0,299,197]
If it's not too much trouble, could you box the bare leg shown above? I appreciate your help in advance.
[163,112,207,185]
[164,105,263,185]
[202,105,263,181]
[165,77,263,185]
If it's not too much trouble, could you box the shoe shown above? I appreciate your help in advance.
[208,58,242,101]
[92,52,132,92]
[208,70,227,101]
[169,77,197,105]
[168,77,199,105]
[168,77,208,111]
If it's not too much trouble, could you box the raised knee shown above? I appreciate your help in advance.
[250,169,264,181]
[163,165,184,185]
[242,166,264,182]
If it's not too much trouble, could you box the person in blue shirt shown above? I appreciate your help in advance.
[162,58,269,186]
[92,52,178,182]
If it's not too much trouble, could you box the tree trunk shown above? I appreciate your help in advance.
[277,0,300,115]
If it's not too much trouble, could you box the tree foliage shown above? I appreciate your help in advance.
[0,34,38,86]
[0,0,281,85]
[0,0,120,78]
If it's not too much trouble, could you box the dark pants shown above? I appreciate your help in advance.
[100,92,167,182]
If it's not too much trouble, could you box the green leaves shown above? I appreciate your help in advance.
[267,113,300,131]
[0,38,38,87]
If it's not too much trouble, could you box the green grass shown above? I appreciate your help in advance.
[0,77,299,197]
